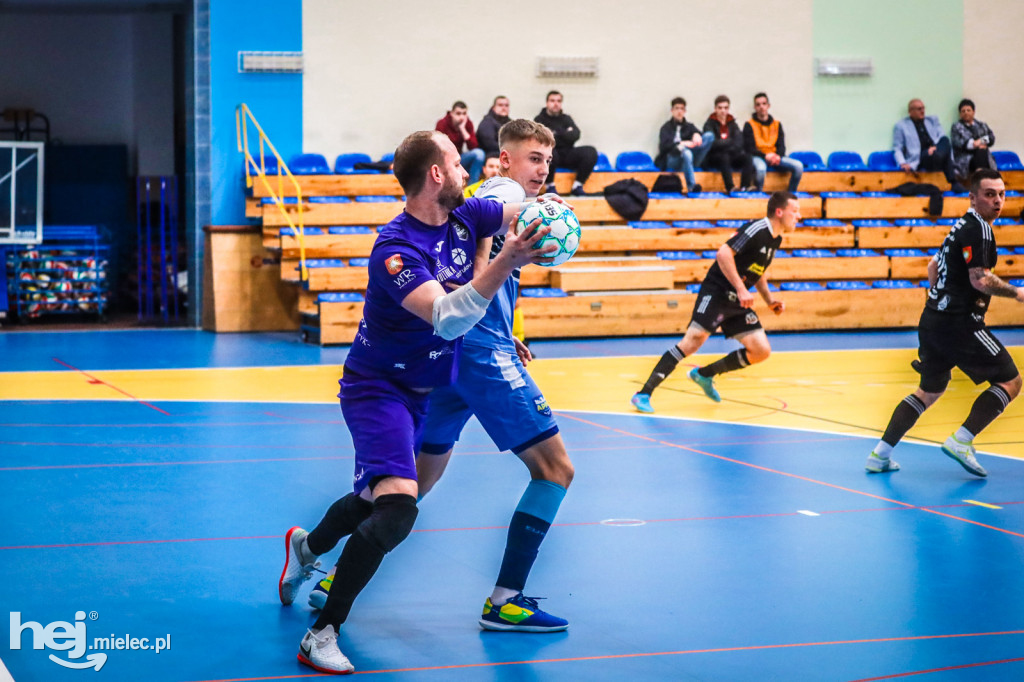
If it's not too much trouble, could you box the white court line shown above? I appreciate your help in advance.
[797,510,820,517]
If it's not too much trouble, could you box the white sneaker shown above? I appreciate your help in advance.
[278,526,320,605]
[298,624,354,674]
[941,436,987,478]
[865,451,900,473]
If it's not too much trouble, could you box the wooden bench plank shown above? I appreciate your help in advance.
[551,266,674,292]
[858,224,1024,249]
[826,195,1024,220]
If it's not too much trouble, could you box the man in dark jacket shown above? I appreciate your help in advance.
[476,96,511,156]
[702,95,755,193]
[534,90,598,196]
[655,96,714,193]
[742,92,803,192]
[435,100,485,183]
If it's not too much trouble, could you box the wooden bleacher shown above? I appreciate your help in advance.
[244,167,1024,345]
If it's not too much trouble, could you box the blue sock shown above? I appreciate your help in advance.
[495,480,566,594]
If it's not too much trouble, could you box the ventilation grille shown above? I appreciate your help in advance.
[536,56,599,78]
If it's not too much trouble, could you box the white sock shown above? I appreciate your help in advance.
[873,441,893,458]
[489,586,519,606]
[572,181,583,190]
[299,536,318,565]
[954,427,975,443]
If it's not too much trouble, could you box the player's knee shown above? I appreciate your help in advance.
[360,494,418,553]
[747,343,771,364]
[999,375,1022,400]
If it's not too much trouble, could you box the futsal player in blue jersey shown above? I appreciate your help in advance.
[277,130,555,675]
[306,120,575,634]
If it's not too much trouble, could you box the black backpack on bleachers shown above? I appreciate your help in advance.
[604,179,649,221]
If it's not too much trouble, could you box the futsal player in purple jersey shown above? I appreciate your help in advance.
[277,130,555,674]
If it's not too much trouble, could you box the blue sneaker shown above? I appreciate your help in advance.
[308,572,333,610]
[479,593,568,633]
[631,392,654,413]
[688,367,721,402]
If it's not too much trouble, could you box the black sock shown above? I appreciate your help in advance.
[306,493,373,556]
[881,394,927,446]
[640,347,684,395]
[698,349,749,378]
[962,386,1011,437]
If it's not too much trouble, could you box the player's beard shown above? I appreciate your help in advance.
[437,174,466,212]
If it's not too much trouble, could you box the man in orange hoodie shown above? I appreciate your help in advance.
[743,92,803,192]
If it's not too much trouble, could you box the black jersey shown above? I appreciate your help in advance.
[704,218,782,291]
[926,209,997,317]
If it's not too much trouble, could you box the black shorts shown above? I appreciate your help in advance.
[690,284,762,338]
[917,307,1019,392]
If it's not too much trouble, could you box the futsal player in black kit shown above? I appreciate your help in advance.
[867,169,1024,477]
[632,191,799,412]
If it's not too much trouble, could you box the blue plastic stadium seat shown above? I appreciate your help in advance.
[780,281,826,291]
[827,151,868,171]
[821,191,859,198]
[328,226,373,235]
[862,192,900,198]
[520,288,568,298]
[279,227,324,236]
[885,248,926,257]
[685,283,702,293]
[790,151,826,172]
[349,257,369,267]
[657,251,700,260]
[827,280,870,290]
[1015,247,1024,255]
[649,192,684,199]
[1011,279,1024,287]
[690,192,727,199]
[717,220,746,228]
[673,220,715,228]
[852,219,893,227]
[773,250,791,258]
[629,221,670,229]
[919,280,931,287]
[731,191,769,198]
[936,218,957,225]
[943,190,969,197]
[867,151,899,171]
[288,153,331,175]
[993,218,1015,226]
[803,219,845,227]
[308,196,352,203]
[992,151,1024,171]
[873,279,914,289]
[334,153,374,174]
[354,195,399,203]
[927,248,940,256]
[615,151,659,172]
[894,219,934,227]
[246,155,279,175]
[1006,190,1021,197]
[997,247,1012,255]
[702,250,719,259]
[303,258,345,268]
[595,152,613,172]
[837,248,880,257]
[262,196,300,205]
[379,152,394,164]
[318,292,365,303]
[793,249,835,258]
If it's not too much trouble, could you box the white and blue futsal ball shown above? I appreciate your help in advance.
[515,201,582,267]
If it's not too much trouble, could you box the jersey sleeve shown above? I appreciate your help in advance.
[368,240,436,304]
[961,217,997,270]
[475,176,527,204]
[725,221,758,253]
[454,196,506,239]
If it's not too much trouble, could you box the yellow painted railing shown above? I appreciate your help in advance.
[236,103,307,281]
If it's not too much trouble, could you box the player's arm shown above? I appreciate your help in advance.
[927,256,938,288]
[473,237,493,275]
[715,243,754,308]
[754,276,784,314]
[969,266,1024,302]
[401,220,554,339]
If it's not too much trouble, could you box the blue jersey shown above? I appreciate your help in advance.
[463,176,526,353]
[344,197,504,388]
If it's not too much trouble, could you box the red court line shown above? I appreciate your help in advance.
[848,656,1024,681]
[559,413,1024,540]
[183,629,1024,682]
[51,357,171,415]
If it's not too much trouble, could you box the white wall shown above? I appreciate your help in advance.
[303,0,815,163]
[963,0,1024,159]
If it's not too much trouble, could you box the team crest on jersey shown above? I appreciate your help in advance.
[452,221,470,241]
[451,248,467,266]
[962,246,972,263]
[385,253,404,275]
[534,396,552,416]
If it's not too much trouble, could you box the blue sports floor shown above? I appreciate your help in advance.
[3,329,1024,681]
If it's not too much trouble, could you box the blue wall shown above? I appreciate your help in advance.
[210,0,302,225]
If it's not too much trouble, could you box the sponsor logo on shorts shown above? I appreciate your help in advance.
[745,312,758,325]
[393,269,416,289]
[385,254,404,275]
[938,294,949,311]
[534,396,551,416]
[428,347,453,360]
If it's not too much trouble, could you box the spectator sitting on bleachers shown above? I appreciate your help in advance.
[476,96,510,157]
[535,90,598,196]
[436,100,486,183]
[463,153,501,198]
[703,95,756,193]
[654,96,714,194]
[743,92,803,192]
[951,98,997,184]
[893,98,966,193]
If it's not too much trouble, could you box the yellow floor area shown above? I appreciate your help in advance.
[3,347,1022,458]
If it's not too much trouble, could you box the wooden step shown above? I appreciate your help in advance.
[551,265,674,292]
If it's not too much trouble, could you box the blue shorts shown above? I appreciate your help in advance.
[339,369,430,494]
[420,344,558,455]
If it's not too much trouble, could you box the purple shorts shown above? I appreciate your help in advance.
[339,369,431,494]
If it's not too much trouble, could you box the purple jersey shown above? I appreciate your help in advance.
[344,197,505,388]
